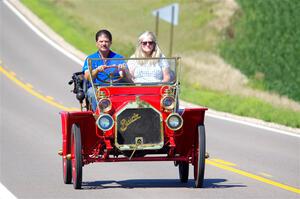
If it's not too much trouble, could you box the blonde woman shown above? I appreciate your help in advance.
[128,31,171,83]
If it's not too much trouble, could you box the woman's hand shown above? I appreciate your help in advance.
[118,64,126,70]
[117,64,125,78]
[118,64,134,83]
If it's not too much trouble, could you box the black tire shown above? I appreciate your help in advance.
[194,125,206,188]
[178,161,189,183]
[71,124,82,189]
[62,157,72,184]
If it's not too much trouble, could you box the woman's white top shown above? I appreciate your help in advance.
[127,58,169,83]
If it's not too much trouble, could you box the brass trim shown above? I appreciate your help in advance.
[135,137,143,145]
[93,113,99,120]
[165,113,183,131]
[66,154,71,160]
[97,98,112,113]
[96,90,107,99]
[96,114,114,132]
[87,57,180,87]
[115,100,164,151]
[161,96,175,110]
[205,152,210,159]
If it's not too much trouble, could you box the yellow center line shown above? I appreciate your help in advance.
[209,158,237,166]
[9,71,16,76]
[0,66,74,111]
[259,172,273,178]
[45,95,54,100]
[25,83,33,89]
[207,159,300,194]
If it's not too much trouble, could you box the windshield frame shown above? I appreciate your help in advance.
[87,57,181,87]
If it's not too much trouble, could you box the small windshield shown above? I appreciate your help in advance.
[86,57,180,87]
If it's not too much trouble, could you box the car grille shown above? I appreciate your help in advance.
[115,108,163,150]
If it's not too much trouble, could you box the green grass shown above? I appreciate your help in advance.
[181,85,300,128]
[21,0,219,56]
[220,0,300,102]
[21,0,300,128]
[20,0,96,54]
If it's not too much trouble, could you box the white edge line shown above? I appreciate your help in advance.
[206,112,300,138]
[0,183,17,199]
[3,0,82,65]
[5,0,300,138]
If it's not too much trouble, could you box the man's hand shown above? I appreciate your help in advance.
[97,65,105,72]
[84,65,106,81]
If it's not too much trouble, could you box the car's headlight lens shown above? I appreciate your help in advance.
[161,96,175,110]
[98,98,112,112]
[166,113,183,130]
[96,114,114,131]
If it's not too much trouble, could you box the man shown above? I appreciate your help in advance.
[82,29,131,111]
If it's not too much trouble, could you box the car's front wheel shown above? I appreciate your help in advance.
[71,124,82,189]
[62,156,72,184]
[193,125,206,188]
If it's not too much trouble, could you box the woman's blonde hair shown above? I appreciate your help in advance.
[131,31,164,64]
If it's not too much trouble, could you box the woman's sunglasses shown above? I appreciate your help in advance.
[141,41,155,46]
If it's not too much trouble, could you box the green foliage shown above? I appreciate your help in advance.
[220,0,300,102]
[181,85,300,128]
[21,0,95,54]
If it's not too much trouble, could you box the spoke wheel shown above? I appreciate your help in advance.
[178,161,189,183]
[71,124,82,189]
[62,157,72,184]
[194,125,206,188]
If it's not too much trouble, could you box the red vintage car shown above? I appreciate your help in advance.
[59,57,207,189]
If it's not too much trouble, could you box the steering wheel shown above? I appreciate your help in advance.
[96,65,124,84]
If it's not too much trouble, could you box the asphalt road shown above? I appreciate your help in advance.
[1,1,299,198]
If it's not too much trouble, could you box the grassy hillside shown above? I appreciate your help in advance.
[20,0,300,128]
[220,0,300,102]
[20,0,219,57]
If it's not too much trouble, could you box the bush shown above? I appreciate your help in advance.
[220,0,300,102]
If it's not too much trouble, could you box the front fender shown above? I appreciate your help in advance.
[174,108,207,156]
[60,111,95,156]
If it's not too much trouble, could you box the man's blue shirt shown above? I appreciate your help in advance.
[82,51,125,85]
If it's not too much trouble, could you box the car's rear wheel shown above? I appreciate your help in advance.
[178,161,189,183]
[71,124,82,189]
[62,156,72,184]
[193,125,206,188]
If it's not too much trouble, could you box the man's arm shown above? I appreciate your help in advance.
[84,66,104,81]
